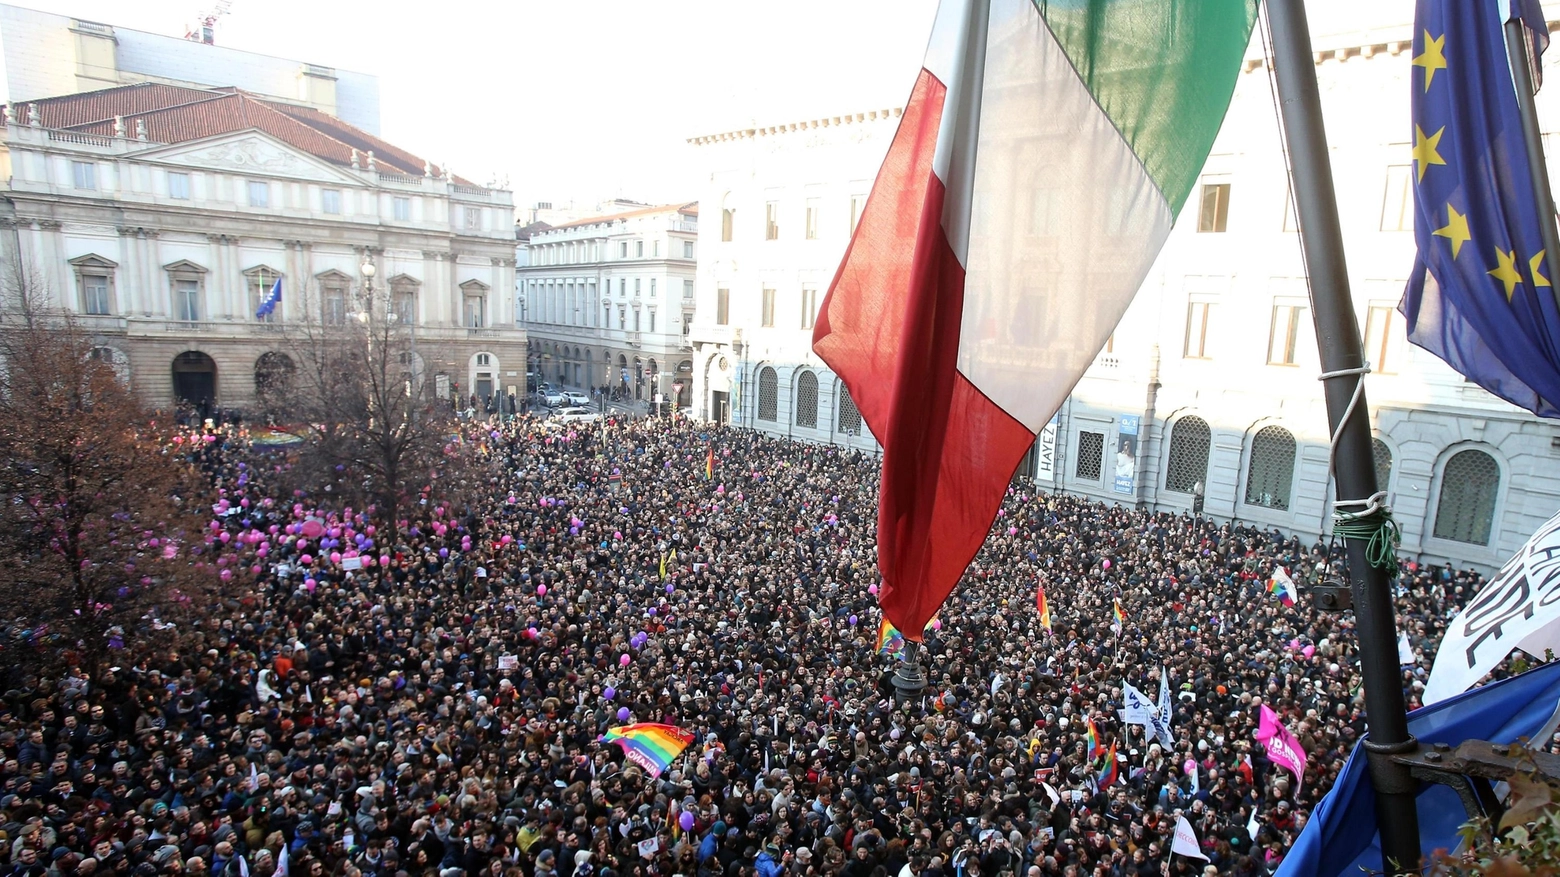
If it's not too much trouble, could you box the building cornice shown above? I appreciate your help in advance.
[687,107,903,146]
[1240,19,1560,73]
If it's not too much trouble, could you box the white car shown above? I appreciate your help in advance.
[563,391,592,407]
[540,390,567,407]
[554,407,601,423]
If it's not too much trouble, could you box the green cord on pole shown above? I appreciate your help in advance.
[1333,506,1401,573]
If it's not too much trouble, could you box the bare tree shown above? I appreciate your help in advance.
[0,259,208,681]
[255,283,469,537]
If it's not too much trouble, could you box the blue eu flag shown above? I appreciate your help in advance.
[255,277,282,319]
[1402,0,1560,417]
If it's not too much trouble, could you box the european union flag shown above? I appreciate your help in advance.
[255,277,282,319]
[1402,0,1560,417]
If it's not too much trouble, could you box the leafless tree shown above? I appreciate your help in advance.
[253,284,469,537]
[0,259,209,681]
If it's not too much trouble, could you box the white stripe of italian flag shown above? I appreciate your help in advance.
[814,0,1255,637]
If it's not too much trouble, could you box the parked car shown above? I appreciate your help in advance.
[540,390,567,407]
[554,406,601,423]
[563,391,592,407]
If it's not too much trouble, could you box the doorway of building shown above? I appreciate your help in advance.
[172,351,217,408]
[711,390,729,426]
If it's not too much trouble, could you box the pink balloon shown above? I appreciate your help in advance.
[537,584,547,597]
[299,554,313,565]
[329,552,342,565]
[868,584,878,595]
[219,569,232,581]
[250,565,261,575]
[218,531,231,543]
[380,555,390,566]
[1102,559,1111,570]
[304,578,316,591]
[620,654,631,666]
[931,619,942,631]
[1302,644,1316,658]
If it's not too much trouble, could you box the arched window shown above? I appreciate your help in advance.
[1244,426,1296,511]
[1372,439,1393,493]
[837,384,862,435]
[1433,449,1500,545]
[1164,416,1211,494]
[757,367,778,422]
[795,371,819,428]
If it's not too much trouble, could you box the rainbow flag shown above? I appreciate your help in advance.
[1036,580,1052,633]
[1267,567,1297,607]
[1085,717,1102,763]
[1096,741,1119,791]
[1111,598,1125,634]
[877,619,906,660]
[705,446,714,480]
[601,723,695,778]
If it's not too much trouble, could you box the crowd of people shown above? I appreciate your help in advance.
[0,413,1508,877]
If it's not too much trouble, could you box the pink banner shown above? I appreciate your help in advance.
[1256,704,1307,789]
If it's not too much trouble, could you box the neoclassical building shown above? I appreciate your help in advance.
[686,16,1560,570]
[517,202,697,407]
[0,82,524,408]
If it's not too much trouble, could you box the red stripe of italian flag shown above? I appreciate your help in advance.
[814,0,1255,638]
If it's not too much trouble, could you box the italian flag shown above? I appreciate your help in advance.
[813,0,1255,637]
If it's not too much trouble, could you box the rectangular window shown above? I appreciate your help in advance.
[464,294,485,328]
[800,285,818,330]
[850,194,866,235]
[248,180,270,208]
[618,305,626,329]
[250,275,278,323]
[1076,431,1105,481]
[1379,165,1414,232]
[682,279,694,301]
[1267,303,1307,365]
[716,288,730,325]
[619,278,626,297]
[683,240,694,259]
[636,240,645,258]
[765,201,780,240]
[1183,301,1213,359]
[72,161,96,190]
[168,172,190,200]
[82,274,110,315]
[805,198,820,240]
[321,188,342,214]
[1197,182,1230,233]
[649,310,656,333]
[175,279,201,321]
[633,308,641,332]
[620,241,629,258]
[650,279,657,298]
[393,196,411,221]
[634,278,642,297]
[761,287,776,327]
[722,208,734,242]
[1364,305,1404,374]
[395,291,416,325]
[653,240,660,257]
[323,286,347,325]
[465,207,481,230]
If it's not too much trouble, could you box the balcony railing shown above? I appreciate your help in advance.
[163,320,216,333]
[467,327,499,338]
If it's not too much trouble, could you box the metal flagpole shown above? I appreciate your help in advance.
[1501,3,1560,315]
[1264,2,1422,874]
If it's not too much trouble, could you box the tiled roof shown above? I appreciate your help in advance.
[7,83,459,182]
[545,202,698,232]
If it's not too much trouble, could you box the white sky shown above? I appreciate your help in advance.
[13,0,941,212]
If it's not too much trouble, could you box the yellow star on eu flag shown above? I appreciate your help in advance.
[1531,251,1552,289]
[1432,204,1470,258]
[1413,30,1447,91]
[1413,125,1446,182]
[1489,247,1524,300]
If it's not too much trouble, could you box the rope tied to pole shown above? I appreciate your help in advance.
[1317,363,1399,572]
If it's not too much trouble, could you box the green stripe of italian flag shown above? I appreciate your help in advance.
[813,0,1256,637]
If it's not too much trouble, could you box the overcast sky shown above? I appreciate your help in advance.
[15,0,941,212]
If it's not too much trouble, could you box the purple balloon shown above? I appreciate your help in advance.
[666,583,675,594]
[849,614,858,626]
[679,812,695,831]
[617,707,630,721]
[603,686,616,700]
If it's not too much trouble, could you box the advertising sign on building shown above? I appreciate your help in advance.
[1114,415,1139,495]
[1035,415,1058,485]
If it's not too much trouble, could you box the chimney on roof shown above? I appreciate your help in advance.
[135,119,147,141]
[350,149,360,169]
[365,150,376,171]
[113,116,126,139]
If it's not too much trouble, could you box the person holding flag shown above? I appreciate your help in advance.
[1111,597,1125,635]
[1268,566,1298,608]
[1036,577,1051,633]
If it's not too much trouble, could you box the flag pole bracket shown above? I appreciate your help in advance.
[892,640,928,701]
[1389,739,1560,830]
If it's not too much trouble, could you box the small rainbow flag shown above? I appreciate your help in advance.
[1096,741,1119,791]
[1267,566,1297,607]
[705,445,714,480]
[1085,717,1102,763]
[877,619,906,660]
[1111,598,1125,634]
[601,723,695,778]
[1036,580,1052,633]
